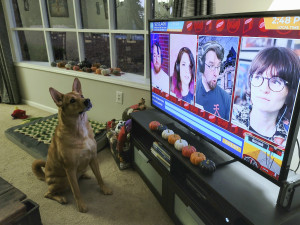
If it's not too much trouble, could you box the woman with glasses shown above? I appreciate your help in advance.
[232,47,300,147]
[171,47,195,104]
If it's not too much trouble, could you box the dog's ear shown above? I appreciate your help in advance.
[72,78,82,95]
[49,87,63,107]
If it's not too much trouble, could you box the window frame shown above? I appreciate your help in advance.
[3,0,152,89]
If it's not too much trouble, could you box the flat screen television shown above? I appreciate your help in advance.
[149,10,300,186]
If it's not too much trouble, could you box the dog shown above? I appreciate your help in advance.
[32,78,112,213]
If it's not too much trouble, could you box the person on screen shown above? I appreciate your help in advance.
[171,47,195,104]
[151,41,169,93]
[195,41,231,120]
[232,47,300,147]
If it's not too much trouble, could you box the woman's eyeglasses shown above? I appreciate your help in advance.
[250,74,289,92]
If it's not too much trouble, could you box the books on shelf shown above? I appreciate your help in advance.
[151,141,170,170]
[152,141,170,160]
[151,148,170,170]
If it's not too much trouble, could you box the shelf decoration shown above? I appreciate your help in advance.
[149,121,161,131]
[168,134,181,145]
[182,145,196,158]
[174,139,188,151]
[199,159,216,174]
[156,124,168,134]
[162,129,174,139]
[190,152,206,166]
[65,63,72,70]
[55,60,123,76]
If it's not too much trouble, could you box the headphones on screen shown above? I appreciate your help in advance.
[174,47,193,75]
[175,58,180,74]
[198,41,224,73]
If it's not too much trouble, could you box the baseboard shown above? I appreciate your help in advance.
[22,100,57,114]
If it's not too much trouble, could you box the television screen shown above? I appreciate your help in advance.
[149,11,300,185]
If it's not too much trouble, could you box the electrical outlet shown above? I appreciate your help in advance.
[116,91,123,104]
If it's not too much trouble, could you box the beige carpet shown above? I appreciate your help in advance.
[0,103,174,225]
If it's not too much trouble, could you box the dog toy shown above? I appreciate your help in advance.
[122,98,146,121]
[115,120,125,134]
[117,119,132,152]
[11,107,28,119]
[106,119,117,130]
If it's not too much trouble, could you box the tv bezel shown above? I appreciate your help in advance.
[149,10,300,186]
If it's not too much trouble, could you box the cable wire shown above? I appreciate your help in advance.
[293,139,300,173]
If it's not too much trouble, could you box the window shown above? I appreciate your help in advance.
[154,0,174,19]
[51,32,79,61]
[5,0,148,79]
[80,0,109,29]
[115,34,144,75]
[115,0,144,30]
[12,0,43,28]
[47,0,76,28]
[18,31,48,61]
[83,33,110,67]
[5,0,174,82]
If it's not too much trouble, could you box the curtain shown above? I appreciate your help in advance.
[173,0,215,17]
[0,1,21,104]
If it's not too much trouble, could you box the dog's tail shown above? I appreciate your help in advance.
[32,159,46,181]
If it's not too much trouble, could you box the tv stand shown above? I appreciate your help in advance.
[131,109,300,225]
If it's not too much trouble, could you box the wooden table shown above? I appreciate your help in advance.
[0,177,27,225]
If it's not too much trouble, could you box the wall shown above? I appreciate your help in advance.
[15,66,150,122]
[215,0,300,14]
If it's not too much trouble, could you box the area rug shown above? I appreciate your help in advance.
[5,114,108,160]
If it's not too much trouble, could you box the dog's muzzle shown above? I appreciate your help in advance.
[84,98,92,108]
[80,98,92,114]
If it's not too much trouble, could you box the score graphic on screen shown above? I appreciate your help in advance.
[243,135,283,179]
[264,16,300,30]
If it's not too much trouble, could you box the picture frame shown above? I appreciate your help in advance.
[48,0,69,18]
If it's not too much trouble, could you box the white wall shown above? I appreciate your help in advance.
[15,66,150,122]
[215,0,300,14]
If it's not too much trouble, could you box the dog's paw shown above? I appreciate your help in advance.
[44,192,68,205]
[58,196,68,204]
[101,185,113,195]
[78,202,88,213]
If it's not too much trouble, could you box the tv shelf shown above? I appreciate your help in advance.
[131,109,300,225]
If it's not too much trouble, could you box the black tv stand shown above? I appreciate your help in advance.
[131,109,300,225]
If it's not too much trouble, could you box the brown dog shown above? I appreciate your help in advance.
[32,78,112,213]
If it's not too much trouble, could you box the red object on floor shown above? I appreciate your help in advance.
[11,107,28,119]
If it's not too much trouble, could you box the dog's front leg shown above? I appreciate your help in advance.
[65,168,88,213]
[89,157,113,195]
